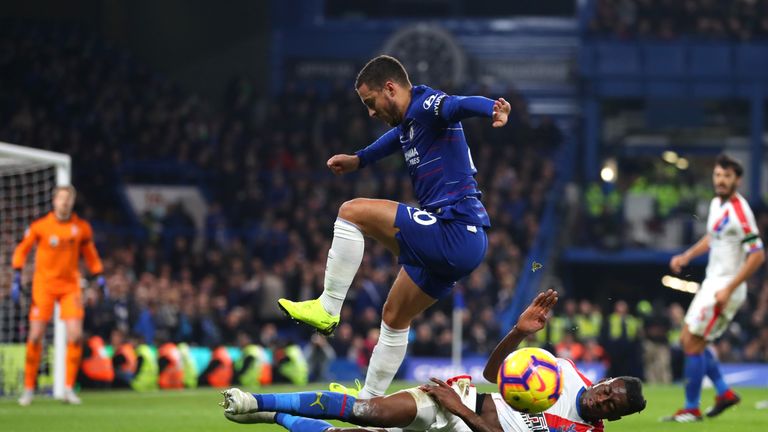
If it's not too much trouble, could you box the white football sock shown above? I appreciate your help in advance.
[359,322,410,398]
[318,218,364,316]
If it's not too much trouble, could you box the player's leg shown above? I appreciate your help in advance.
[19,288,54,405]
[701,287,745,417]
[319,198,401,313]
[279,199,400,334]
[662,287,711,422]
[61,290,85,404]
[680,324,707,409]
[358,267,436,399]
[275,413,390,432]
[222,386,419,428]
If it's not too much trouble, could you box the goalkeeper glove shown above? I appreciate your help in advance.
[96,274,109,299]
[11,270,22,305]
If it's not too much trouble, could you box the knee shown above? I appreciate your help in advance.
[681,334,704,354]
[381,304,412,334]
[338,199,366,226]
[381,301,399,328]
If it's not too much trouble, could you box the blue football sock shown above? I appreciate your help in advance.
[684,352,705,409]
[704,349,729,396]
[275,413,332,432]
[254,391,356,419]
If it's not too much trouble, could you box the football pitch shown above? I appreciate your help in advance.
[1,383,766,431]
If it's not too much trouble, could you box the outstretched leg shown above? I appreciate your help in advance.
[223,387,417,428]
[278,199,399,335]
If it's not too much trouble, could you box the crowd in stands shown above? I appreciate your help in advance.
[589,0,768,40]
[579,157,768,250]
[0,22,560,382]
[2,21,766,389]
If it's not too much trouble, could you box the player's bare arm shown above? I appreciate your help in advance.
[715,248,765,309]
[483,289,558,382]
[327,154,361,175]
[670,234,711,273]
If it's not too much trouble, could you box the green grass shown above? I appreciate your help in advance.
[1,383,766,431]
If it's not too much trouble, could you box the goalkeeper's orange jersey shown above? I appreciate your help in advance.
[12,212,103,293]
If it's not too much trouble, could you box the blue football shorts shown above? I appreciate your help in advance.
[394,203,488,299]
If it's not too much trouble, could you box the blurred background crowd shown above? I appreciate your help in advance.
[2,0,768,388]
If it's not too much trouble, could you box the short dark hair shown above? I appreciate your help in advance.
[715,153,744,177]
[619,376,646,417]
[355,55,411,90]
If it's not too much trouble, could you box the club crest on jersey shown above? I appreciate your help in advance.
[71,225,78,236]
[400,121,415,144]
[404,147,420,167]
[49,235,59,247]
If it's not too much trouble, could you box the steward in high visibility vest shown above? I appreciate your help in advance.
[79,335,114,388]
[158,342,184,390]
[177,343,198,389]
[198,346,233,388]
[113,342,137,388]
[131,344,159,392]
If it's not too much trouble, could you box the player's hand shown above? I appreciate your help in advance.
[10,270,22,305]
[515,289,558,335]
[327,154,360,175]
[714,289,730,312]
[670,253,689,273]
[96,275,109,299]
[419,378,466,415]
[492,97,511,128]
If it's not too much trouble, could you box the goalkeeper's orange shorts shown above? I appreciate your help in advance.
[30,287,84,321]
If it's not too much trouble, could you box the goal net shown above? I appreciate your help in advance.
[0,142,70,398]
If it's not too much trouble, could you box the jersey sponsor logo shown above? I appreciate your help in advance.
[404,147,420,166]
[423,94,436,110]
[49,235,59,247]
[433,94,446,117]
[521,412,548,432]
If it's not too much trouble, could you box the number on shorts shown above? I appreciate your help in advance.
[406,207,437,226]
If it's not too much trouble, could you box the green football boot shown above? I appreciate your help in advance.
[328,379,363,398]
[277,298,340,336]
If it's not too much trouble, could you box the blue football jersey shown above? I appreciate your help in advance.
[357,85,493,227]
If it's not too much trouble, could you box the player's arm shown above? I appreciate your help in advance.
[670,234,710,273]
[80,222,107,296]
[419,378,502,432]
[10,224,39,302]
[483,289,558,383]
[11,224,38,271]
[327,128,400,175]
[438,95,511,128]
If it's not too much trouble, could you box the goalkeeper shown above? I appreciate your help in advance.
[11,185,106,406]
[221,290,646,431]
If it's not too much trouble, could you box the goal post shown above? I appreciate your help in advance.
[0,142,70,399]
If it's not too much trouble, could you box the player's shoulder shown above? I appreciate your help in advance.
[410,84,448,122]
[73,214,94,231]
[729,193,756,213]
[30,212,54,229]
[557,357,592,387]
